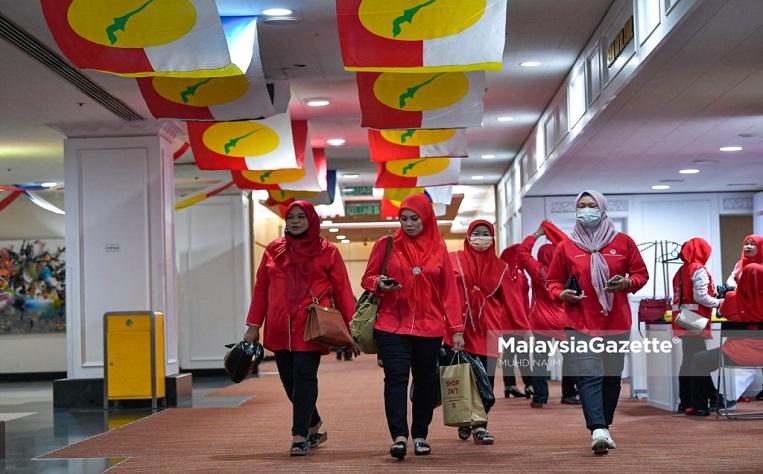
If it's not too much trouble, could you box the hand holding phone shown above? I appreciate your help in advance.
[381,277,399,286]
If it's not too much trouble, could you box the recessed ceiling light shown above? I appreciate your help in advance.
[471,175,485,180]
[520,61,542,68]
[327,138,346,146]
[720,146,743,152]
[481,154,496,159]
[341,239,350,244]
[262,8,293,16]
[336,235,346,240]
[41,182,57,188]
[679,169,700,174]
[651,184,671,190]
[329,228,339,233]
[343,173,359,179]
[322,220,333,225]
[497,116,515,122]
[306,98,330,107]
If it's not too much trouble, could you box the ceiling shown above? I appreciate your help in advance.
[0,0,614,197]
[529,0,763,196]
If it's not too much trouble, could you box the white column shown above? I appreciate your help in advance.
[754,191,763,235]
[62,122,181,379]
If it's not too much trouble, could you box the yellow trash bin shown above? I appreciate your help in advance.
[103,311,165,410]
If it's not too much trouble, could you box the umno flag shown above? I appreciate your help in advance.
[375,157,461,188]
[357,71,485,129]
[368,128,467,162]
[336,0,507,73]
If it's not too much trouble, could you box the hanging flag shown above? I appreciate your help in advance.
[41,0,252,77]
[136,18,290,120]
[375,157,461,188]
[337,0,507,73]
[188,114,298,171]
[175,180,235,211]
[357,71,485,129]
[424,185,453,205]
[368,128,467,162]
[0,191,23,212]
[231,147,328,192]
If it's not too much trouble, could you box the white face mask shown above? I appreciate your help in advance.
[576,207,602,227]
[469,235,493,252]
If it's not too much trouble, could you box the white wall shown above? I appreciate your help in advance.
[0,197,67,373]
[176,194,251,370]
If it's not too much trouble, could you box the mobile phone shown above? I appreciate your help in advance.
[381,278,399,286]
[606,275,623,287]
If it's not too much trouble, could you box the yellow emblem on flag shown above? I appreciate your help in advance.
[386,158,450,177]
[152,76,249,107]
[373,72,468,111]
[67,0,197,48]
[358,0,486,41]
[202,122,280,158]
[241,169,306,184]
[268,190,320,203]
[380,129,457,146]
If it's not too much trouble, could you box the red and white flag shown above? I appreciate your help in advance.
[368,128,467,162]
[337,0,507,73]
[232,147,328,193]
[375,157,460,188]
[41,1,252,77]
[357,71,485,129]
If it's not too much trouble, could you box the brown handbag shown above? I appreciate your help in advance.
[304,290,353,347]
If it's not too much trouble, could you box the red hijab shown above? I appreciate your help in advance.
[394,194,446,315]
[741,235,763,269]
[455,220,508,331]
[537,243,556,279]
[673,237,714,303]
[269,201,328,313]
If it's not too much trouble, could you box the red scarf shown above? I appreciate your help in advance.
[269,201,327,314]
[393,194,446,316]
[673,237,715,308]
[454,220,507,332]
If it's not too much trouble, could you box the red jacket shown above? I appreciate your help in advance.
[246,242,356,353]
[547,233,649,334]
[721,262,763,365]
[447,251,530,357]
[518,235,566,339]
[361,236,464,338]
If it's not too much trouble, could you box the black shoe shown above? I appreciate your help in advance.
[307,432,327,448]
[389,441,407,460]
[413,439,431,456]
[457,426,471,440]
[561,396,582,405]
[290,441,310,456]
[524,386,535,399]
[343,351,353,361]
[336,351,342,360]
[505,386,526,398]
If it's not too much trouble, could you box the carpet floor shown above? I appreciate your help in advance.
[41,356,763,472]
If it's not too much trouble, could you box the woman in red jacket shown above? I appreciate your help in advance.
[671,238,721,414]
[547,190,648,455]
[449,220,530,444]
[499,244,533,398]
[361,193,464,460]
[243,201,358,456]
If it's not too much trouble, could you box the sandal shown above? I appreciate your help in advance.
[457,426,471,440]
[308,431,327,448]
[472,428,495,445]
[289,441,310,456]
[389,440,407,460]
[413,439,431,456]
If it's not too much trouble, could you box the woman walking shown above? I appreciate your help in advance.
[243,201,358,456]
[547,190,648,455]
[361,193,464,460]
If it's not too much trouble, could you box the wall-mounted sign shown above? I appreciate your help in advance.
[343,186,373,196]
[607,16,634,67]
[346,201,380,216]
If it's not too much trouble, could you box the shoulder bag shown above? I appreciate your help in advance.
[304,290,354,347]
[350,236,393,354]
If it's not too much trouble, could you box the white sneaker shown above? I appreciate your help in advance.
[603,428,616,449]
[591,429,610,455]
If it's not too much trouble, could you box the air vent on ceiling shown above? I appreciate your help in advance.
[0,12,143,121]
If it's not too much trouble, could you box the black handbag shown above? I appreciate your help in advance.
[223,340,265,383]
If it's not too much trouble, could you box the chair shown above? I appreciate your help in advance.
[716,321,763,420]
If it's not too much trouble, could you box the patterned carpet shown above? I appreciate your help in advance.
[41,356,763,472]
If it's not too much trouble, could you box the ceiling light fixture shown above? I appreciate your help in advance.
[343,174,359,179]
[471,175,485,180]
[306,98,330,107]
[336,235,346,240]
[329,228,339,233]
[679,169,700,174]
[262,8,293,16]
[327,138,346,146]
[497,116,515,122]
[480,154,496,160]
[41,182,57,188]
[520,61,542,68]
[720,146,743,152]
[341,239,351,244]
[651,184,670,190]
[322,220,333,225]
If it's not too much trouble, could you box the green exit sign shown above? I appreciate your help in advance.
[343,186,373,196]
[346,202,380,216]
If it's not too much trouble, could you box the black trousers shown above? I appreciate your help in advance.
[502,335,533,388]
[688,348,722,411]
[274,350,322,438]
[678,336,715,409]
[375,330,442,440]
[565,331,627,432]
[561,354,578,399]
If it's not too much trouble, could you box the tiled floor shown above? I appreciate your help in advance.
[0,373,244,473]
